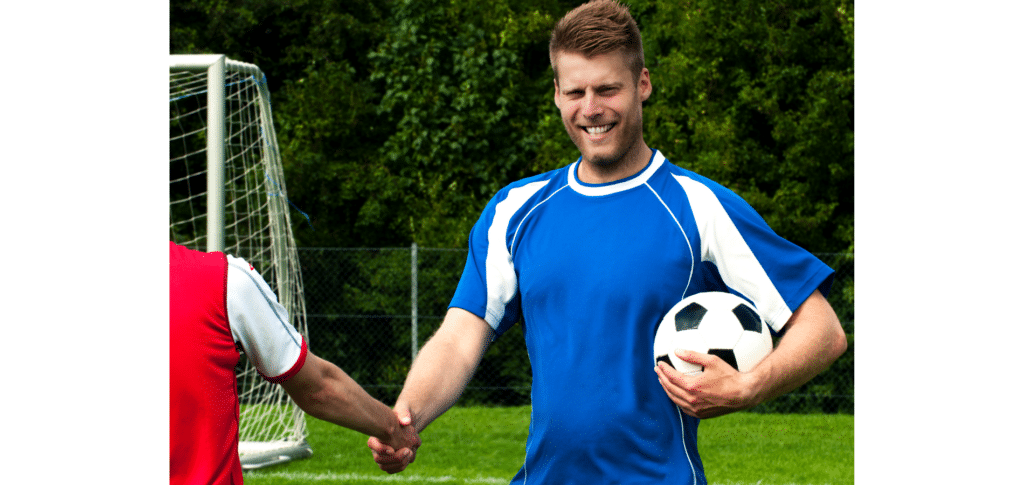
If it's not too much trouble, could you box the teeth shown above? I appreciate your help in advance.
[586,124,611,135]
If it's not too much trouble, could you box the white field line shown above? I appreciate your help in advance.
[245,471,832,485]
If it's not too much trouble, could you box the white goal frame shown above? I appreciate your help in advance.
[169,54,312,470]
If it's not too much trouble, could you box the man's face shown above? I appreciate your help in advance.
[553,50,651,169]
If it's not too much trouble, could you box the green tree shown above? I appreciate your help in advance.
[634,0,854,253]
[365,0,557,247]
[171,0,853,409]
[171,0,853,253]
[171,0,392,247]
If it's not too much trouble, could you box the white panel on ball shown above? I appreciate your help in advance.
[654,291,772,375]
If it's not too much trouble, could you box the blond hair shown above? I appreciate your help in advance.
[549,0,645,82]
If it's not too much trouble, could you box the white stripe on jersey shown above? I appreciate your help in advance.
[510,184,570,255]
[673,174,792,331]
[484,180,550,329]
[644,182,696,299]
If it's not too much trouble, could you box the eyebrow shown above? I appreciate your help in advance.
[560,81,624,94]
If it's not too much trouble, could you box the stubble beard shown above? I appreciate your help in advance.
[572,110,644,172]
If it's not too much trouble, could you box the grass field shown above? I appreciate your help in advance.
[244,406,852,485]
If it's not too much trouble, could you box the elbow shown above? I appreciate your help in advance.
[288,385,321,415]
[304,386,332,409]
[830,321,849,361]
[300,385,347,421]
[281,353,356,422]
[291,368,346,418]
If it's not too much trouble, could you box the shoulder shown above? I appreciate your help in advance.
[169,241,226,267]
[498,165,570,198]
[225,254,271,296]
[169,242,228,290]
[225,253,257,274]
[655,158,739,199]
[482,164,573,215]
[653,156,755,216]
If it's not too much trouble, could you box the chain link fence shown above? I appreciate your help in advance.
[298,247,853,414]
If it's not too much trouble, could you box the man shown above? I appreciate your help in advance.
[370,0,847,483]
[170,241,419,484]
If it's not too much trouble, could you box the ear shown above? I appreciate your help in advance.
[637,68,652,102]
[553,77,562,109]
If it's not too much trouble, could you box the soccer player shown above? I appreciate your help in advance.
[170,241,420,484]
[369,0,847,483]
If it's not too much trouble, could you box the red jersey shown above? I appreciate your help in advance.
[170,242,306,484]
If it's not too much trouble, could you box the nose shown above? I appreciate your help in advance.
[581,91,603,119]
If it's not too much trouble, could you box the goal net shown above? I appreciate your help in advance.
[169,54,312,469]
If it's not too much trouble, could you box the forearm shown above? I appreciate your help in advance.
[747,290,848,405]
[287,355,401,441]
[397,340,476,432]
[398,308,493,432]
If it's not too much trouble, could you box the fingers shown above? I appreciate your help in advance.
[369,438,415,474]
[378,447,414,474]
[392,402,421,451]
[396,425,421,460]
[654,363,692,407]
[376,452,412,474]
[367,436,394,455]
[368,403,421,474]
[656,351,750,420]
[655,355,716,418]
[675,349,714,367]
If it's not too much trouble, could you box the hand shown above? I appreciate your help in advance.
[654,349,760,419]
[387,407,420,454]
[368,403,419,474]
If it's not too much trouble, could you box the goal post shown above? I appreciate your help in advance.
[169,54,313,470]
[169,54,226,252]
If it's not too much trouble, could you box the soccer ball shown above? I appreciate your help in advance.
[653,291,772,375]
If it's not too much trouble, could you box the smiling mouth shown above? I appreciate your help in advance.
[584,123,614,135]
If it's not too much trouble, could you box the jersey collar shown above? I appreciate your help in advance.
[567,149,665,196]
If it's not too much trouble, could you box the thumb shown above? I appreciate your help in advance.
[394,401,414,427]
[368,435,394,454]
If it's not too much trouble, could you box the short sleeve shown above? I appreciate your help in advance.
[675,174,834,332]
[449,179,551,337]
[225,255,307,382]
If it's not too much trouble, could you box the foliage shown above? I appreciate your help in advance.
[171,0,853,253]
[297,247,534,406]
[172,0,854,411]
[298,248,415,392]
[172,0,851,415]
[171,0,392,247]
[634,0,854,253]
[172,0,851,255]
[364,0,559,247]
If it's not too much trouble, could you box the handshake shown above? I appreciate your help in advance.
[367,403,420,474]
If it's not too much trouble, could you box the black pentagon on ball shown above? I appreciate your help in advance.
[731,303,762,333]
[708,348,739,370]
[675,302,707,332]
[655,354,674,369]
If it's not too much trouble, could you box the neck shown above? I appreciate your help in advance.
[577,141,652,185]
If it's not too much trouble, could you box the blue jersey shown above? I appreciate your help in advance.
[450,150,834,485]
